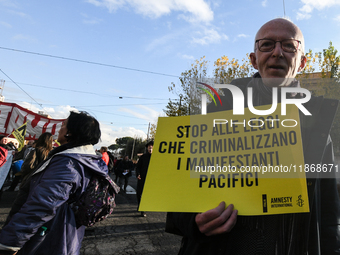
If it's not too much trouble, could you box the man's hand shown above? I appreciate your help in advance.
[195,202,237,236]
[137,174,141,180]
[0,251,18,255]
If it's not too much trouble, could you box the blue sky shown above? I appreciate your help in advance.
[0,0,340,148]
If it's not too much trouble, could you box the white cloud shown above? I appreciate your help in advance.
[192,28,228,45]
[119,104,161,122]
[297,0,340,20]
[334,15,340,22]
[232,33,249,42]
[8,10,30,19]
[86,0,125,12]
[180,54,195,60]
[17,102,43,116]
[86,0,214,23]
[296,12,311,20]
[0,0,18,8]
[18,102,78,120]
[83,18,102,24]
[45,106,79,119]
[81,13,103,24]
[95,124,148,149]
[146,32,179,51]
[261,0,267,7]
[12,34,36,42]
[237,34,249,38]
[0,21,11,28]
[99,126,147,147]
[167,21,172,29]
[97,123,117,148]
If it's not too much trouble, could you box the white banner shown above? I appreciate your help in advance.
[0,102,66,140]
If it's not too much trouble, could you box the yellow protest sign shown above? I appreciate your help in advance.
[139,104,309,215]
[12,122,27,152]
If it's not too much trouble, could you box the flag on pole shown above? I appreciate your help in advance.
[11,122,27,152]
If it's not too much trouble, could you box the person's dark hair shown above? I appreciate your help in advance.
[29,132,53,169]
[35,132,53,150]
[66,111,101,146]
[100,146,108,152]
[145,140,154,148]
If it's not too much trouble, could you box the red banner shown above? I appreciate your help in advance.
[0,102,66,140]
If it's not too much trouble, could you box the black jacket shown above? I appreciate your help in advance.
[117,159,134,177]
[136,153,151,182]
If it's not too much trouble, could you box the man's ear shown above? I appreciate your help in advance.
[298,55,307,72]
[250,52,258,70]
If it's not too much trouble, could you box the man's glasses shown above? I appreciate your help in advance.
[255,39,301,53]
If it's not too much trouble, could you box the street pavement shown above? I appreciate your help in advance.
[79,173,182,255]
[0,173,182,255]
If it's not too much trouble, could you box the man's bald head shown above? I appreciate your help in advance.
[255,18,305,55]
[250,18,307,86]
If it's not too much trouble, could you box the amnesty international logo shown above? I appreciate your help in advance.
[296,195,304,207]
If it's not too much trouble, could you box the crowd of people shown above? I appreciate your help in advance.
[96,143,153,205]
[0,129,153,255]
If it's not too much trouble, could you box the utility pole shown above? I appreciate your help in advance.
[147,122,151,141]
[178,96,182,116]
[131,138,136,160]
[0,80,5,102]
[283,0,286,17]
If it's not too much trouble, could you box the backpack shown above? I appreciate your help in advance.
[108,157,114,172]
[69,174,120,227]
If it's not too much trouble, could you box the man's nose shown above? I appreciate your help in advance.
[272,41,283,57]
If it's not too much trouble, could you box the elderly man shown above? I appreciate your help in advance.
[166,18,340,255]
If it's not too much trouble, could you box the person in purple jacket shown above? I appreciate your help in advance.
[0,111,108,255]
